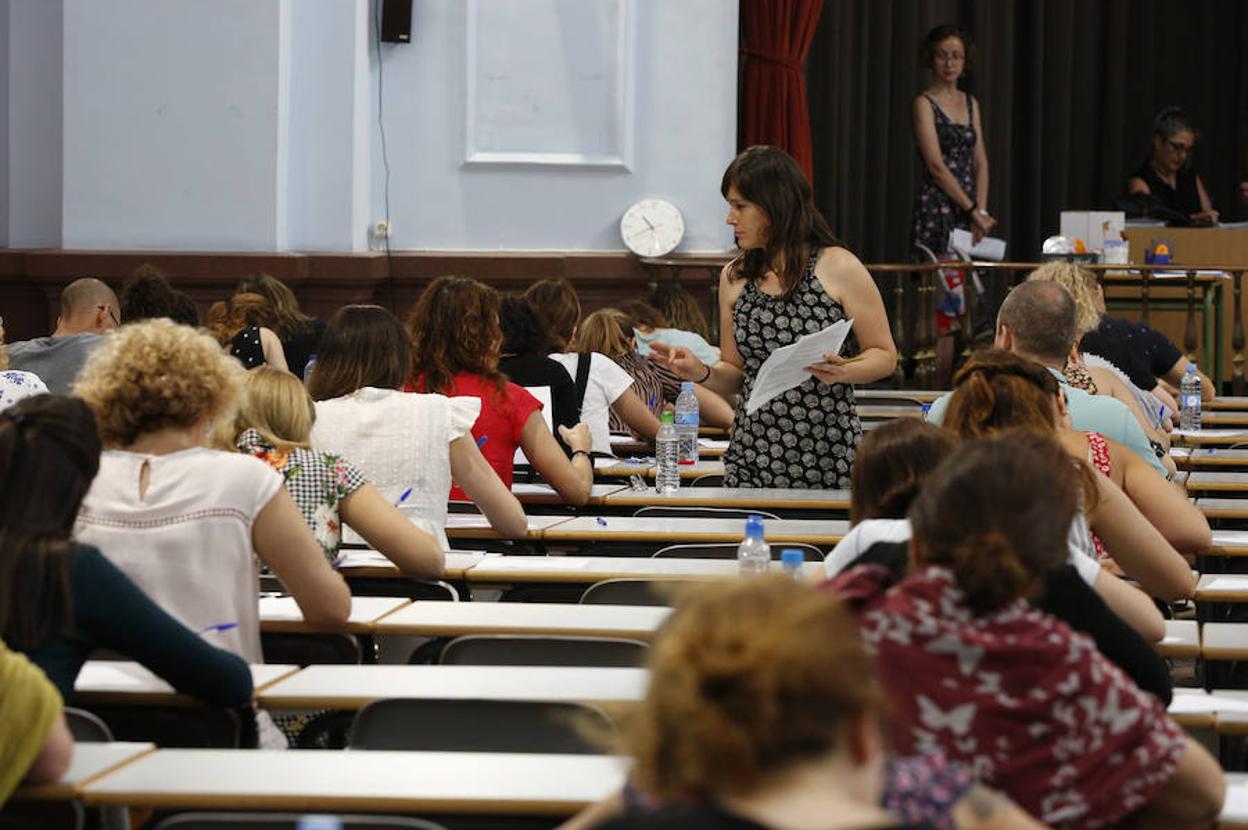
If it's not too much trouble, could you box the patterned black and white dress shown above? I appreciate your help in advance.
[724,248,861,488]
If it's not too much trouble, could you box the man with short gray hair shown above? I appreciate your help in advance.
[926,280,1171,477]
[7,278,120,394]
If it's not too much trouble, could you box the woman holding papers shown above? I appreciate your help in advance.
[652,145,896,488]
[911,25,994,254]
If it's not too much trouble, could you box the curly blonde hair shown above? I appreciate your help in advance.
[1026,261,1102,335]
[616,576,879,800]
[74,318,242,447]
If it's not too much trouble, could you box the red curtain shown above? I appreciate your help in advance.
[739,0,826,183]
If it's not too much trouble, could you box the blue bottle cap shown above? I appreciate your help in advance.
[780,549,804,566]
[745,514,765,537]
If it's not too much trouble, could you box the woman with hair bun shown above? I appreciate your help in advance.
[832,435,1224,829]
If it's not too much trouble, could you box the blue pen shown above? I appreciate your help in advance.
[648,395,657,409]
[200,622,238,635]
[395,487,413,507]
[596,517,608,527]
[477,435,488,448]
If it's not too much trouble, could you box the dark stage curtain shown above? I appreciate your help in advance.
[740,0,826,182]
[805,0,1248,263]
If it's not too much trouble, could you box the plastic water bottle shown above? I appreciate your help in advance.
[1180,363,1202,431]
[780,548,805,579]
[674,381,700,464]
[303,354,317,385]
[655,409,680,494]
[737,514,771,575]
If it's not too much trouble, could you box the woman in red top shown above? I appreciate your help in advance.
[830,434,1223,829]
[407,276,594,505]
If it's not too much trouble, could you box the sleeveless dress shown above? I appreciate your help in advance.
[911,93,977,256]
[723,248,861,488]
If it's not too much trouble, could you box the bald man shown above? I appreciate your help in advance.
[7,278,120,394]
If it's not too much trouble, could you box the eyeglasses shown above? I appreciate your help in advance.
[98,304,120,327]
[1166,140,1194,154]
[934,50,965,63]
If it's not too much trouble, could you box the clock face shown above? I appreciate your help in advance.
[620,198,685,258]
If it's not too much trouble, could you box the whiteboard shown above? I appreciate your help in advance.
[465,0,634,168]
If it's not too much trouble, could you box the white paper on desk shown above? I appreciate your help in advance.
[745,319,854,415]
[1174,429,1248,438]
[1213,530,1248,546]
[511,483,558,497]
[949,229,1006,261]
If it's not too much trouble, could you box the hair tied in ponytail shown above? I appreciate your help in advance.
[952,531,1031,614]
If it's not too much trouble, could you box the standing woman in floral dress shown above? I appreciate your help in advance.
[652,146,896,488]
[911,25,995,255]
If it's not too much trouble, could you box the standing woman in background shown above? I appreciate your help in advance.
[911,25,994,254]
[652,145,896,488]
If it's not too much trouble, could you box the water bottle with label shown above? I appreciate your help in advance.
[655,409,680,494]
[737,514,770,575]
[1180,363,1202,432]
[674,381,700,464]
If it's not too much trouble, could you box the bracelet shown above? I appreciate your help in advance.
[571,449,591,462]
[697,363,713,384]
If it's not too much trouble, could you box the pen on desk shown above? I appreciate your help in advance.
[596,517,608,527]
[199,622,239,635]
[395,487,413,507]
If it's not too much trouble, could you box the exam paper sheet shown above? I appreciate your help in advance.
[745,318,854,415]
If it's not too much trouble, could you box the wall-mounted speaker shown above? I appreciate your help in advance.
[380,0,413,44]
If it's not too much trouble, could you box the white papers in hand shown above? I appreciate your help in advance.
[949,228,1006,261]
[745,319,854,415]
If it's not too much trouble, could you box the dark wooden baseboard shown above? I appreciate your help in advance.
[0,249,722,342]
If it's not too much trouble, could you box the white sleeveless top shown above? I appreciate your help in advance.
[310,387,479,550]
[75,448,283,663]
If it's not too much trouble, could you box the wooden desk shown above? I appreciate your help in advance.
[1172,429,1248,448]
[508,483,626,505]
[1173,448,1248,469]
[1220,772,1248,829]
[259,596,410,634]
[73,662,300,707]
[12,742,155,802]
[337,550,483,580]
[594,460,726,480]
[1187,472,1248,493]
[855,389,944,404]
[82,749,627,816]
[1201,623,1248,661]
[1195,574,1248,603]
[256,664,647,710]
[1211,397,1248,411]
[1208,530,1248,558]
[1164,688,1248,730]
[466,554,827,584]
[1204,411,1248,426]
[601,486,850,512]
[540,516,846,546]
[1196,498,1248,519]
[445,514,572,540]
[1158,619,1201,659]
[857,404,924,419]
[374,600,671,641]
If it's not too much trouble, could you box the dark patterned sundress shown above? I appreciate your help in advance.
[723,248,861,488]
[911,92,976,256]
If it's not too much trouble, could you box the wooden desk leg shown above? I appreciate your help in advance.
[1234,270,1245,396]
[1185,270,1198,365]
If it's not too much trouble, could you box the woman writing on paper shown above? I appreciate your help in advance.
[652,146,896,488]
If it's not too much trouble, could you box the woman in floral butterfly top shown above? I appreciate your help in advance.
[831,434,1222,830]
[0,318,47,411]
[214,367,443,576]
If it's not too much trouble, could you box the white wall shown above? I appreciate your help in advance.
[61,0,285,250]
[9,0,61,247]
[370,0,738,252]
[2,0,738,253]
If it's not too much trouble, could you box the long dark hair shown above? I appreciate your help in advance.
[408,276,508,399]
[721,146,840,295]
[308,305,411,401]
[0,395,101,649]
[850,419,957,525]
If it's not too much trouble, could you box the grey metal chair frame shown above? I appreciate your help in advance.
[632,505,780,521]
[579,578,679,607]
[652,541,824,561]
[154,814,449,830]
[439,634,648,667]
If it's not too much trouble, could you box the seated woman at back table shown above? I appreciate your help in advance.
[214,367,444,574]
[234,273,326,381]
[208,292,288,372]
[525,279,660,456]
[497,294,581,449]
[830,434,1224,829]
[308,305,526,549]
[577,307,734,434]
[826,418,1168,697]
[1124,106,1219,226]
[2,395,253,705]
[652,145,896,488]
[620,293,720,367]
[587,576,1044,830]
[406,276,594,505]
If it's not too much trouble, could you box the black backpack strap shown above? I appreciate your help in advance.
[574,352,592,419]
